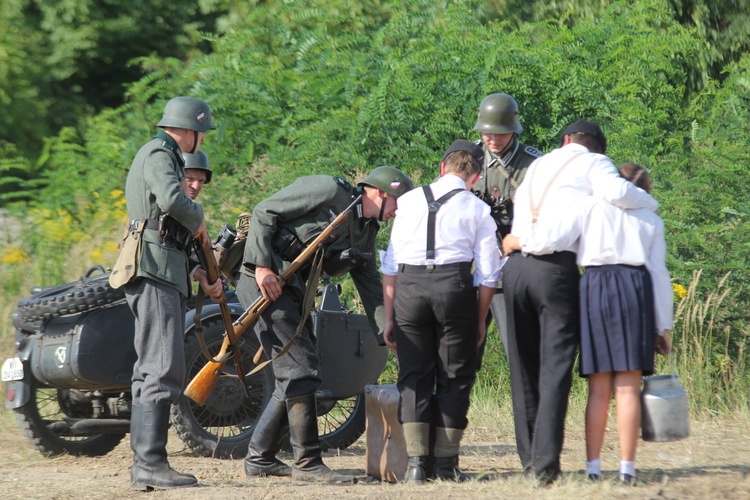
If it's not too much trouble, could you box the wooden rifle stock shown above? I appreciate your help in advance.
[183,195,363,405]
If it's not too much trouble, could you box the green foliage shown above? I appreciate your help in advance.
[1,0,749,414]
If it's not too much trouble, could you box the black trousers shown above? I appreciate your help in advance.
[395,263,478,430]
[502,251,580,476]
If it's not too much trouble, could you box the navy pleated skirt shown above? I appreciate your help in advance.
[579,264,656,376]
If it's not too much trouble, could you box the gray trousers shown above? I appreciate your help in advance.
[236,274,321,400]
[125,278,187,404]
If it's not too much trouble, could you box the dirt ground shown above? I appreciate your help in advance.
[1,416,748,500]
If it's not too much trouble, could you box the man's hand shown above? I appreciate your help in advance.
[502,233,521,256]
[194,267,223,302]
[255,266,281,302]
[477,318,487,348]
[383,320,397,355]
[655,330,671,356]
[193,218,210,247]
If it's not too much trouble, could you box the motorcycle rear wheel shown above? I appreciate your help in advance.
[171,318,274,459]
[13,378,125,457]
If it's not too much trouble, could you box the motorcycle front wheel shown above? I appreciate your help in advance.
[171,318,274,459]
[13,378,125,457]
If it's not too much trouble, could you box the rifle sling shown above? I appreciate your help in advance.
[243,245,326,377]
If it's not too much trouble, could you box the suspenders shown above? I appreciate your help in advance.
[423,185,464,269]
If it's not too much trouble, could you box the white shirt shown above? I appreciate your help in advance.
[522,197,674,332]
[512,143,658,254]
[380,174,501,288]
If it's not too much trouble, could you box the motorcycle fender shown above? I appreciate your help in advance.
[184,302,244,335]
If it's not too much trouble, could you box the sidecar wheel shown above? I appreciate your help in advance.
[13,379,125,457]
[172,318,273,459]
[317,393,367,451]
[16,273,124,322]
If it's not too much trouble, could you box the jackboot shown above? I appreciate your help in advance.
[130,403,198,490]
[244,396,292,477]
[287,394,356,484]
[405,456,429,485]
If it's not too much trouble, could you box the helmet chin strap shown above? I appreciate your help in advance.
[378,194,388,221]
[188,131,199,154]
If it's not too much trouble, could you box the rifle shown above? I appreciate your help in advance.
[183,194,363,405]
[193,229,248,396]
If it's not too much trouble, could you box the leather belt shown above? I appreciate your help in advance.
[129,218,159,231]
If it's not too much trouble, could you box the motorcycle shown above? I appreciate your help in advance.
[2,265,388,459]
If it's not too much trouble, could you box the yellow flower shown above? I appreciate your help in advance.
[672,283,687,298]
[0,246,28,264]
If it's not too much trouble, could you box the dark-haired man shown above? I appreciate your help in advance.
[501,120,657,484]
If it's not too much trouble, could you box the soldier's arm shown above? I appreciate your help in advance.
[350,260,387,346]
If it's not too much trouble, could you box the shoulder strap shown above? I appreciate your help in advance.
[423,186,464,268]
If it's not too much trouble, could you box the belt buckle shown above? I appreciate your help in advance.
[426,259,435,271]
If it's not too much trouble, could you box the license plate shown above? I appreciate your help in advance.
[1,357,23,382]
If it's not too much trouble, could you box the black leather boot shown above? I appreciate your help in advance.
[130,403,198,490]
[287,395,356,484]
[244,396,292,477]
[405,456,429,485]
[433,456,471,482]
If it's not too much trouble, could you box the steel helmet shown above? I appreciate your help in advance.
[473,93,523,135]
[358,166,414,197]
[183,150,212,184]
[157,96,216,132]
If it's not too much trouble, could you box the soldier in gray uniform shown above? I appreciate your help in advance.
[123,97,222,490]
[473,93,543,361]
[237,166,413,484]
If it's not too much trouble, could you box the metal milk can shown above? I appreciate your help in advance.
[641,374,690,442]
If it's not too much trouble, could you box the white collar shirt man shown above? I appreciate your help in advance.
[511,143,658,255]
[380,173,501,288]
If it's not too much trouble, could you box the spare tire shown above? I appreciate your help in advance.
[16,271,125,322]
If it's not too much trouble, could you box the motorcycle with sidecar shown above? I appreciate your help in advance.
[2,266,387,459]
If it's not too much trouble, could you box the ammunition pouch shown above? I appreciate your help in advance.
[159,215,194,252]
[272,226,305,262]
[109,220,148,289]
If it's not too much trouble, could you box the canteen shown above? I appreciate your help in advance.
[641,374,690,442]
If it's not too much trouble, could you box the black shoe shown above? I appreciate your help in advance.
[619,473,636,486]
[433,456,471,482]
[587,473,601,482]
[405,456,429,485]
[533,468,561,486]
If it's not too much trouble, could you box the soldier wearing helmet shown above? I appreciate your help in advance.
[473,93,543,362]
[183,150,212,200]
[237,166,413,485]
[120,97,221,491]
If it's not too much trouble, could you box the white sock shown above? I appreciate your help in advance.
[585,458,601,475]
[619,460,636,477]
